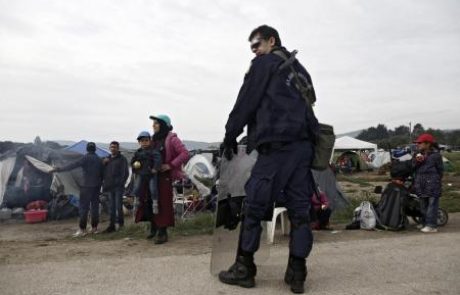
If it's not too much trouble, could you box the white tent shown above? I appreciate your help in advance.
[368,150,391,169]
[333,136,377,152]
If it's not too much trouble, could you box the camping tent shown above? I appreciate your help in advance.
[333,136,377,153]
[368,150,391,169]
[312,168,349,211]
[64,140,110,158]
[0,144,84,208]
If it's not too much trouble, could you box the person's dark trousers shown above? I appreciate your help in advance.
[317,208,332,228]
[79,186,101,230]
[240,140,314,258]
[108,186,125,227]
[420,196,439,228]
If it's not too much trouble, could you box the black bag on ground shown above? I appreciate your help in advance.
[48,196,79,220]
[375,183,408,230]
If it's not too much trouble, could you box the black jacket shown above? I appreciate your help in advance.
[131,148,161,176]
[57,152,103,188]
[225,48,319,151]
[103,152,129,190]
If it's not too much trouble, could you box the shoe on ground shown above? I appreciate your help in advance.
[72,229,87,238]
[89,227,99,234]
[147,228,157,240]
[103,226,116,233]
[154,233,168,244]
[218,255,257,288]
[284,256,307,294]
[416,224,424,229]
[421,226,437,233]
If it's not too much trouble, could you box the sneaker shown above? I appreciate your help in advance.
[421,226,438,233]
[416,224,424,229]
[89,227,99,234]
[72,229,87,238]
[152,200,159,215]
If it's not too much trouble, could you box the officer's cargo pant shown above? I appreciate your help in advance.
[240,140,314,258]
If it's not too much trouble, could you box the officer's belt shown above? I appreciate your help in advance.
[257,141,290,155]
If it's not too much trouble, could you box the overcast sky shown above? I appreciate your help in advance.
[1,0,459,143]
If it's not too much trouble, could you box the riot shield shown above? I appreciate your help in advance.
[210,146,270,275]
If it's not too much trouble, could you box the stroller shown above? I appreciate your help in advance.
[374,160,448,230]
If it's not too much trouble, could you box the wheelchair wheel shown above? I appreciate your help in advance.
[437,208,448,226]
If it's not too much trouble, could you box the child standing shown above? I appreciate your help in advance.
[131,131,162,214]
[413,133,443,233]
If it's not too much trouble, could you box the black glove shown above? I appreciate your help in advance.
[220,138,237,161]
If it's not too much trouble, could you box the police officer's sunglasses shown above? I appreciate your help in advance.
[250,38,263,50]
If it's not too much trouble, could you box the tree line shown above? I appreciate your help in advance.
[356,123,460,150]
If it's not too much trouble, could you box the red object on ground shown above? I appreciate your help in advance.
[24,209,48,223]
[26,200,48,211]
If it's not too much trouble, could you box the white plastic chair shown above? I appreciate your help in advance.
[266,207,289,244]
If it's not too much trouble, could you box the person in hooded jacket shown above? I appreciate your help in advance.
[413,133,443,233]
[135,114,189,244]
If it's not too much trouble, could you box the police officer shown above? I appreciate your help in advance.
[219,25,319,294]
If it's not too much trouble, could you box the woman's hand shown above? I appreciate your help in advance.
[160,164,171,172]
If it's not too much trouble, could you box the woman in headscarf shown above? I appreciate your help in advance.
[148,114,189,243]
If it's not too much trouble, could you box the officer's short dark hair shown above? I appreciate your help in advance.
[248,25,282,47]
[110,141,119,147]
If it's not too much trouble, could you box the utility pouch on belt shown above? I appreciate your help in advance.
[273,49,335,170]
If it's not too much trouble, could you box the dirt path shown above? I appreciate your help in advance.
[1,214,460,294]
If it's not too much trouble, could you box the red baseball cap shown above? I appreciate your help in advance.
[414,133,435,144]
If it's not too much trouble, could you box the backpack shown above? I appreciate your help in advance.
[359,201,378,230]
[272,49,335,170]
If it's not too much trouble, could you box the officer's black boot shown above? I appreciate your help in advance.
[284,255,307,294]
[218,254,257,288]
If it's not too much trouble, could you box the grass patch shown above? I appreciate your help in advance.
[170,212,214,236]
[440,191,460,213]
[92,213,215,241]
[336,175,373,187]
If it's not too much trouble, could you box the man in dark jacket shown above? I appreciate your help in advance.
[219,25,318,294]
[102,141,129,233]
[52,142,104,237]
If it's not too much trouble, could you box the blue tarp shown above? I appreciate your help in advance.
[64,140,110,158]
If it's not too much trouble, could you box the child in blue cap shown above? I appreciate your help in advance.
[131,131,162,214]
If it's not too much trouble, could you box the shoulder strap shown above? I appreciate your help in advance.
[272,49,315,107]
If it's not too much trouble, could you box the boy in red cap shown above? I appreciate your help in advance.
[413,133,443,233]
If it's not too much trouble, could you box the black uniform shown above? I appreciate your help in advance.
[224,47,318,258]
